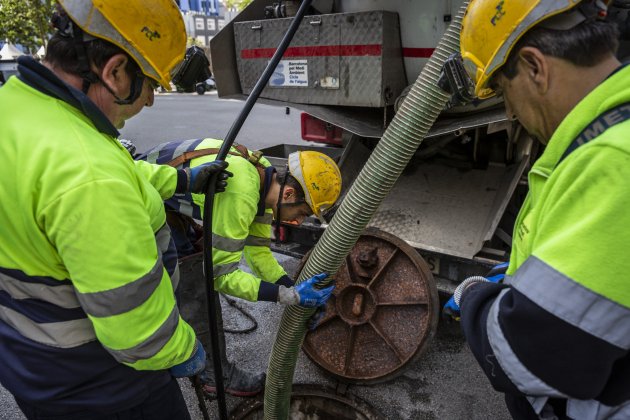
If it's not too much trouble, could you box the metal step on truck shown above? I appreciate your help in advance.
[210,0,630,387]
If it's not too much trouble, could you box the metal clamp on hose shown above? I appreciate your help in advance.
[437,52,476,106]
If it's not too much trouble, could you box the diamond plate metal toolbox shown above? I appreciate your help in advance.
[234,11,407,107]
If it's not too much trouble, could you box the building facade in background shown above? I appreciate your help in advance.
[178,0,222,15]
[178,0,228,47]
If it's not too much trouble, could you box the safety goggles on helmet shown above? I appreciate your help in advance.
[437,53,479,105]
[171,46,212,92]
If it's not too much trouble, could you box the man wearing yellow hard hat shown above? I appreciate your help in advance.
[0,1,229,418]
[136,138,341,397]
[443,1,630,419]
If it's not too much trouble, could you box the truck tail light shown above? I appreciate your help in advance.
[300,113,343,146]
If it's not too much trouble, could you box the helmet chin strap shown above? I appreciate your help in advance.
[74,31,145,106]
[274,169,310,244]
[274,167,289,244]
[98,72,146,105]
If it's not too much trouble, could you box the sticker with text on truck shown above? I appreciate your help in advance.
[270,60,308,87]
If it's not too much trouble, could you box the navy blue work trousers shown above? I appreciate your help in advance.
[15,377,191,420]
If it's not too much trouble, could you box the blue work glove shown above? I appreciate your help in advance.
[442,262,509,322]
[169,339,206,378]
[485,261,509,283]
[186,160,233,194]
[442,296,461,321]
[307,305,327,330]
[295,273,335,308]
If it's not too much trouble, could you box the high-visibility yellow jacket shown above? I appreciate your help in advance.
[0,57,195,409]
[460,64,630,418]
[141,138,291,302]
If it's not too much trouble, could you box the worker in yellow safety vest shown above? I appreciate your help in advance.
[136,138,341,397]
[0,1,231,419]
[443,1,630,419]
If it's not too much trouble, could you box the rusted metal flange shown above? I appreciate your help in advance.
[302,227,439,384]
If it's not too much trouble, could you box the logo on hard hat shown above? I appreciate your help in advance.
[141,27,161,41]
[491,1,506,26]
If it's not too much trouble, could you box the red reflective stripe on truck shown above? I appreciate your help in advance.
[241,44,382,58]
[241,46,435,59]
[402,48,435,58]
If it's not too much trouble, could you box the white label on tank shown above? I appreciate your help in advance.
[269,60,308,87]
[319,76,339,89]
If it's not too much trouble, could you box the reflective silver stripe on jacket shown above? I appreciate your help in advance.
[507,256,630,349]
[145,139,201,164]
[156,224,179,289]
[173,139,202,164]
[0,271,80,309]
[76,258,164,318]
[254,214,273,225]
[567,399,630,420]
[214,262,239,277]
[213,233,246,252]
[0,304,95,348]
[145,141,172,164]
[175,197,195,218]
[245,235,270,247]
[526,397,551,417]
[104,304,180,363]
[486,289,568,398]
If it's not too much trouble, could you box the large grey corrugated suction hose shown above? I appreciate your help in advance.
[264,2,470,418]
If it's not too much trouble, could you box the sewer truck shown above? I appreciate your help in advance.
[210,0,630,387]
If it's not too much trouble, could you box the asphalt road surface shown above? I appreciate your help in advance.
[0,92,509,419]
[120,91,304,152]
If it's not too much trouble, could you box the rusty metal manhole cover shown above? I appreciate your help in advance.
[302,228,439,384]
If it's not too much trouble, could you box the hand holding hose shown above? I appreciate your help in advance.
[186,161,233,194]
[277,273,335,308]
[307,305,327,330]
[442,262,509,321]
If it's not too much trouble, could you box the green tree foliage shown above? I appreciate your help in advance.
[0,0,55,52]
[224,0,254,12]
[187,36,205,48]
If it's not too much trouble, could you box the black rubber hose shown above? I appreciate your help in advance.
[217,0,314,157]
[191,376,211,420]
[199,1,314,417]
[202,178,227,420]
[222,294,258,334]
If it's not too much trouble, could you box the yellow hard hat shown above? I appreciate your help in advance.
[58,0,186,90]
[460,0,598,99]
[287,151,342,217]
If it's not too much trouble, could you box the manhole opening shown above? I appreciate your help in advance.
[230,385,385,420]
